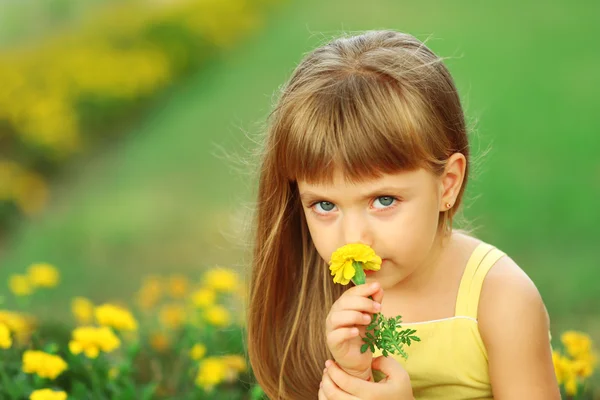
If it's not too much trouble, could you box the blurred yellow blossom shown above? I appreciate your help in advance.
[222,354,247,382]
[562,331,593,359]
[22,350,68,380]
[159,303,186,330]
[190,343,207,360]
[30,389,68,400]
[9,274,32,296]
[27,263,59,288]
[168,274,189,299]
[195,357,228,391]
[71,297,95,324]
[150,332,170,353]
[204,268,240,293]
[0,310,35,343]
[95,303,138,331]
[69,326,120,358]
[204,305,231,327]
[136,276,163,310]
[191,287,216,308]
[0,323,12,349]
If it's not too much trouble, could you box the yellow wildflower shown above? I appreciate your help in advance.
[71,297,94,324]
[9,274,32,296]
[562,331,593,359]
[22,350,68,380]
[222,354,247,374]
[136,276,163,310]
[204,268,240,293]
[205,305,231,327]
[27,263,59,288]
[69,326,120,358]
[149,332,170,352]
[191,288,216,308]
[168,274,189,299]
[329,243,382,285]
[195,357,228,391]
[159,303,186,330]
[0,310,35,344]
[190,343,207,360]
[30,389,67,400]
[0,323,12,349]
[95,304,138,331]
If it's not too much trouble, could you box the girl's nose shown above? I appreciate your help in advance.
[342,214,373,246]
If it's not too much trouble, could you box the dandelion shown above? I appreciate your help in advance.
[0,323,12,349]
[71,297,94,324]
[205,305,231,327]
[222,354,247,382]
[136,276,163,310]
[329,243,381,285]
[150,332,170,352]
[168,274,189,298]
[195,357,228,391]
[27,263,59,288]
[191,287,216,308]
[190,343,207,360]
[95,303,138,331]
[9,274,32,296]
[22,350,68,380]
[159,303,186,329]
[0,310,35,344]
[29,389,67,400]
[204,268,240,293]
[69,326,120,358]
[562,331,593,360]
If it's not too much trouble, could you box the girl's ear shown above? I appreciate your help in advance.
[439,152,466,211]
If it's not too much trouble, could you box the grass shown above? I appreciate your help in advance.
[0,0,598,356]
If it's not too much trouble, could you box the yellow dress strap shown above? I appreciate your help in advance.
[455,242,506,319]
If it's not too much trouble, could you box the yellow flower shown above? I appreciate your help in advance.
[0,323,12,349]
[329,243,382,285]
[71,297,94,324]
[95,304,138,331]
[168,274,189,299]
[30,389,67,400]
[9,274,32,296]
[136,276,163,310]
[561,331,593,359]
[195,357,228,390]
[69,326,120,358]
[0,310,35,344]
[222,354,247,373]
[159,303,186,330]
[22,350,68,380]
[27,263,59,288]
[190,343,207,360]
[149,332,170,352]
[204,268,240,293]
[191,288,216,308]
[204,305,231,327]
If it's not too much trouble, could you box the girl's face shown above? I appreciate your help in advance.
[297,168,446,290]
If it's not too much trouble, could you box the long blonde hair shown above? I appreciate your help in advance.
[247,30,470,399]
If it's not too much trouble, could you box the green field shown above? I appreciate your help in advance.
[1,0,598,361]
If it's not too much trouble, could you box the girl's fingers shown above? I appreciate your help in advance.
[372,287,384,305]
[326,310,373,331]
[322,366,361,400]
[326,360,372,397]
[326,327,360,351]
[318,388,328,400]
[332,296,381,314]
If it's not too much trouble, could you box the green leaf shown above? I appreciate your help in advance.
[360,343,370,353]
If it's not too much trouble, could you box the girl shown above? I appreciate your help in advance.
[246,29,559,399]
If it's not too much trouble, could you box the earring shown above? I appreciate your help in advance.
[445,203,452,209]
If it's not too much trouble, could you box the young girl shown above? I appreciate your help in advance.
[246,29,559,399]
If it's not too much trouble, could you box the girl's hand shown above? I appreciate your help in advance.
[325,282,384,381]
[318,357,414,400]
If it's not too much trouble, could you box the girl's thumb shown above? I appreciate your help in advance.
[371,355,405,379]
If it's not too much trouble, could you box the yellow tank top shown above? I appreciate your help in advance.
[373,242,505,399]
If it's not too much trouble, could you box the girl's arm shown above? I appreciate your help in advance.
[478,255,561,400]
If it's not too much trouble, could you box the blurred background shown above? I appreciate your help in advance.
[0,0,598,395]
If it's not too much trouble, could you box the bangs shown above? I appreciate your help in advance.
[273,72,445,185]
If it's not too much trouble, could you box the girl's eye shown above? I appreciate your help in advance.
[373,196,397,209]
[314,201,336,213]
